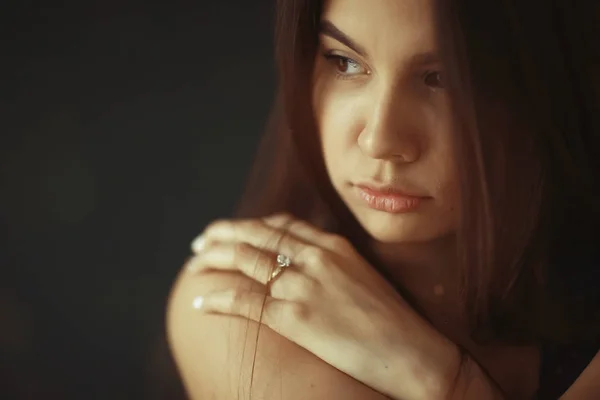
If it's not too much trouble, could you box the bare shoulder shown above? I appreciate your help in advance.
[561,350,600,399]
[166,267,389,400]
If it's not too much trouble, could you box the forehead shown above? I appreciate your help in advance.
[321,0,438,61]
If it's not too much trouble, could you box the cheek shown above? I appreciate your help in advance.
[426,101,458,186]
[430,136,460,211]
[313,79,364,161]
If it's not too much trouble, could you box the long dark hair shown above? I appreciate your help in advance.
[236,0,600,345]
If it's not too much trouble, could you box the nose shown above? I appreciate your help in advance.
[357,88,422,162]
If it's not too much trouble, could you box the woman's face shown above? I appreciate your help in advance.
[313,0,459,244]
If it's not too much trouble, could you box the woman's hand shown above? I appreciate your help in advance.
[186,213,461,400]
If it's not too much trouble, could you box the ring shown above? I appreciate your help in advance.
[276,254,291,268]
[267,254,292,285]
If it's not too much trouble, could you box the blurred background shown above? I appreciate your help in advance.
[1,1,275,398]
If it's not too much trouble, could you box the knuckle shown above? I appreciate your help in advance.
[231,289,244,304]
[231,242,254,267]
[268,212,293,224]
[255,248,271,265]
[326,234,351,252]
[257,253,276,279]
[242,219,266,235]
[241,219,275,247]
[304,245,330,265]
[276,271,317,299]
[286,302,310,323]
[262,298,282,322]
[288,218,310,233]
[294,275,319,298]
[233,241,253,256]
[220,289,242,311]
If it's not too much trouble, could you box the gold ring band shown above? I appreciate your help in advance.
[268,265,285,285]
[267,253,292,286]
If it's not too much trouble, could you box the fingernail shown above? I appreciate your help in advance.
[192,296,204,309]
[191,234,205,253]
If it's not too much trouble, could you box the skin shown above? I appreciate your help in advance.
[168,0,600,398]
[313,0,541,395]
[313,0,461,299]
[313,0,458,246]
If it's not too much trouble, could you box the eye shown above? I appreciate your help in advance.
[423,71,445,89]
[323,52,367,79]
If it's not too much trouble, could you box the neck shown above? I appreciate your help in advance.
[372,234,458,301]
[372,235,470,342]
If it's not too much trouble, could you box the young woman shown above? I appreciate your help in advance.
[167,0,600,398]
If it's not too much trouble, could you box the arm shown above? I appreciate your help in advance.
[167,269,392,400]
[175,216,599,399]
[559,351,600,399]
[447,351,600,400]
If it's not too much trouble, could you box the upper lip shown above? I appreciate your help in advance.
[355,181,428,198]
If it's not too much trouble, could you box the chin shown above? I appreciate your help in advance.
[351,209,452,244]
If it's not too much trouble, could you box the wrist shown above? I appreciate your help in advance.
[446,355,506,400]
[412,336,463,400]
[408,335,506,400]
[363,332,458,400]
[379,329,463,400]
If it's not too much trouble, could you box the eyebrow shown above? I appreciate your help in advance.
[318,19,442,68]
[319,20,368,57]
[411,52,441,66]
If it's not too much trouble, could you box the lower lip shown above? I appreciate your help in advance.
[356,186,425,213]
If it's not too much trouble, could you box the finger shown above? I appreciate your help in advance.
[186,267,269,295]
[188,241,276,285]
[193,289,287,332]
[263,214,348,252]
[197,218,311,264]
[188,241,269,276]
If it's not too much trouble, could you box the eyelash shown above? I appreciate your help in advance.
[322,52,366,80]
[322,51,445,89]
[421,70,445,90]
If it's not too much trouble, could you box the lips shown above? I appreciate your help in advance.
[354,183,428,213]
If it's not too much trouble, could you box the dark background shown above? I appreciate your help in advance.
[2,1,275,398]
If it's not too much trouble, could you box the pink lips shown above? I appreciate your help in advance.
[355,184,428,213]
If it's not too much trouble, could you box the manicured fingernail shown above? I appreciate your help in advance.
[192,296,204,309]
[191,234,205,253]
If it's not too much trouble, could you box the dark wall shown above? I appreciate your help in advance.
[2,1,275,398]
